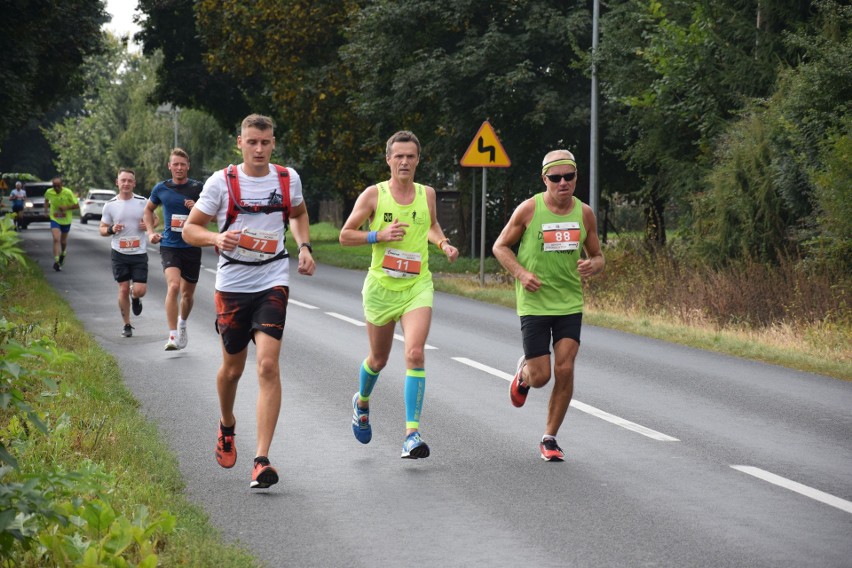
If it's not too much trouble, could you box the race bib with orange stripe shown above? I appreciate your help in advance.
[541,222,580,251]
[381,248,422,278]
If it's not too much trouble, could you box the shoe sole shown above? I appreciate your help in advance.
[251,467,279,489]
[352,393,372,444]
[401,443,430,459]
[541,454,564,462]
[165,343,179,351]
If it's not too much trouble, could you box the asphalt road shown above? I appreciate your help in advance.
[17,221,852,568]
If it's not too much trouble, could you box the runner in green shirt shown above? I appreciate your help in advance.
[493,149,605,461]
[44,177,80,271]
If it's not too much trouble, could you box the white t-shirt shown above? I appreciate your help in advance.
[196,164,304,293]
[101,194,149,255]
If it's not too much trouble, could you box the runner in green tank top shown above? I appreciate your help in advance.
[493,149,605,461]
[339,130,459,459]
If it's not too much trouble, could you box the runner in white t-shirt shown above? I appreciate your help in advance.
[100,168,157,338]
[183,113,315,490]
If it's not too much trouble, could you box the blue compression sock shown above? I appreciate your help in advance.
[404,369,426,429]
[358,359,380,401]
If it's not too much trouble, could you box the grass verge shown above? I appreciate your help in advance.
[1,256,258,567]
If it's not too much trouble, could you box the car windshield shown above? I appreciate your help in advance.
[24,184,51,197]
[89,192,115,201]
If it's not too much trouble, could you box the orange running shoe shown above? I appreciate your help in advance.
[539,438,565,462]
[215,422,236,468]
[251,457,279,489]
[510,355,530,407]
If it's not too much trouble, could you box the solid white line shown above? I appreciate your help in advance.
[326,312,365,326]
[731,466,852,514]
[452,357,679,441]
[289,299,318,309]
[204,267,217,275]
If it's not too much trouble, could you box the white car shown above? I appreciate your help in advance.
[79,189,117,224]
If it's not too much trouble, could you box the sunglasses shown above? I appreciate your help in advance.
[545,172,576,183]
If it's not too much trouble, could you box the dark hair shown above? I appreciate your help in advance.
[241,114,275,132]
[385,130,421,157]
[117,168,136,178]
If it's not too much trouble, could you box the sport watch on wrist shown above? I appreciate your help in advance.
[298,242,313,253]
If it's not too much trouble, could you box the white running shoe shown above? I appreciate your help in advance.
[164,336,179,351]
[177,325,188,350]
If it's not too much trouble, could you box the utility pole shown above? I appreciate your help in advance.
[590,0,600,224]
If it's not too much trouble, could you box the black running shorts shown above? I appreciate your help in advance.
[214,286,289,354]
[519,313,582,359]
[111,250,149,283]
[160,246,202,283]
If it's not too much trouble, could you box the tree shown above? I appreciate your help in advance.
[194,0,374,203]
[342,0,594,246]
[135,0,252,131]
[692,0,851,266]
[48,39,234,194]
[0,0,107,144]
[598,0,812,246]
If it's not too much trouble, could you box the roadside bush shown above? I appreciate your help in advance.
[586,235,849,348]
[0,219,176,567]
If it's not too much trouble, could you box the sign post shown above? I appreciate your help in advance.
[459,121,511,285]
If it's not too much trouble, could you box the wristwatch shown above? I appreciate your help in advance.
[298,242,313,253]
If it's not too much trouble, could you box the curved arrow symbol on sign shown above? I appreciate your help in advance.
[477,136,496,162]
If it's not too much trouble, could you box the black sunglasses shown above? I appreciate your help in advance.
[545,172,576,183]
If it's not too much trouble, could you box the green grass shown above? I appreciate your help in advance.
[1,259,259,567]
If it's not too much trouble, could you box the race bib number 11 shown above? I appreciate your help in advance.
[542,222,581,251]
[381,248,422,278]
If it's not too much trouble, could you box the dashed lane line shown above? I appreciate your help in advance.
[452,356,680,442]
[731,465,852,514]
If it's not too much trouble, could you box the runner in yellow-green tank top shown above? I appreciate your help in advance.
[493,149,605,462]
[339,130,459,460]
[368,180,432,290]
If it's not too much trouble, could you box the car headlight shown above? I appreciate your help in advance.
[25,202,33,209]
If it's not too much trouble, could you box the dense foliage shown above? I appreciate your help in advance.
[0,0,107,143]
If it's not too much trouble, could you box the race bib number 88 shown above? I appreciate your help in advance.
[542,222,580,251]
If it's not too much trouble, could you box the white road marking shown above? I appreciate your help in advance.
[452,357,680,441]
[731,466,852,514]
[324,313,437,349]
[327,312,365,326]
[289,299,318,309]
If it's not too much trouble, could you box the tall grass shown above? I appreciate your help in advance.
[308,223,851,379]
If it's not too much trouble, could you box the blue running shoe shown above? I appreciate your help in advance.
[401,431,430,459]
[352,393,372,444]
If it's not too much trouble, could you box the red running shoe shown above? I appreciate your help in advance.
[251,457,279,489]
[510,355,530,407]
[540,438,565,462]
[215,422,236,469]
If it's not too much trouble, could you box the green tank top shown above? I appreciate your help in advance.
[368,181,431,291]
[515,193,586,316]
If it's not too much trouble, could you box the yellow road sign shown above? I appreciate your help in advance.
[0,179,7,190]
[460,121,511,168]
